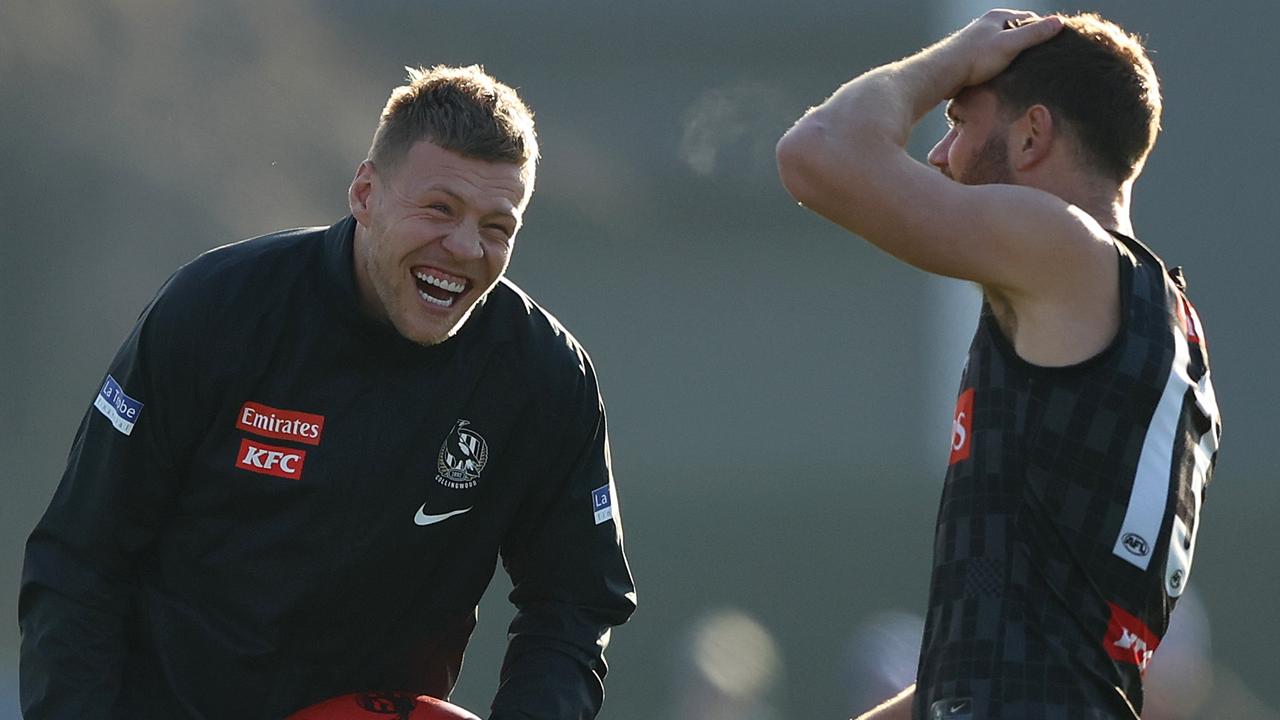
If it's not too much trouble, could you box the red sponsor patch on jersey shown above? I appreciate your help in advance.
[1179,296,1203,345]
[236,401,325,446]
[235,438,307,480]
[949,388,974,465]
[1103,601,1160,674]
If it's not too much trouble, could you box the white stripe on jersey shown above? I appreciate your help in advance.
[1112,320,1220,572]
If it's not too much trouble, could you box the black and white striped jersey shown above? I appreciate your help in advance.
[914,233,1221,719]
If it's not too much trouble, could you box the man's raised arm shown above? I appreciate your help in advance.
[775,10,1115,301]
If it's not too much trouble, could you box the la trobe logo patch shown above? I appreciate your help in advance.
[95,375,143,435]
[436,419,489,489]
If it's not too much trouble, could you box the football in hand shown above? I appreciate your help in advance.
[286,692,481,720]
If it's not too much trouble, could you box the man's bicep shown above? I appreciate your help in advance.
[781,144,1101,291]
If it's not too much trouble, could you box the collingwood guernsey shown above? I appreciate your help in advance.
[915,232,1221,719]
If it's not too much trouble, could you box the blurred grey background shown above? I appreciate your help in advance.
[3,1,1277,718]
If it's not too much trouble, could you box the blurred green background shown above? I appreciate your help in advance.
[3,1,1277,717]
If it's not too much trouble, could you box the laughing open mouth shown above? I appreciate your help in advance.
[413,267,468,309]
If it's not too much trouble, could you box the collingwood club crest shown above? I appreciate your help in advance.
[436,419,489,489]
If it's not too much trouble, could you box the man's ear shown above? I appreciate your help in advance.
[1010,104,1055,172]
[349,160,377,221]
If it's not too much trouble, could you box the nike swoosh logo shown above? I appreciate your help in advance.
[413,505,473,526]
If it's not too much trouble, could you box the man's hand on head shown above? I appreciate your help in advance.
[941,9,1064,97]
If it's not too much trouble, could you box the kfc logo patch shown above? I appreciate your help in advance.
[1103,601,1160,673]
[236,401,325,446]
[235,438,307,480]
[949,388,974,465]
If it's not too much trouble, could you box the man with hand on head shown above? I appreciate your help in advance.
[20,64,635,720]
[778,10,1219,720]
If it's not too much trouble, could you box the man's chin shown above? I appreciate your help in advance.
[396,309,473,347]
[401,324,455,347]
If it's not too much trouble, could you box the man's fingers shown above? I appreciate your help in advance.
[984,8,1040,29]
[998,9,1040,22]
[1004,14,1064,43]
[955,9,1065,89]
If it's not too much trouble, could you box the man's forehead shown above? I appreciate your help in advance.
[947,86,997,115]
[391,143,527,212]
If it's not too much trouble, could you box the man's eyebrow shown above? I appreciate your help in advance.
[422,184,520,221]
[418,185,464,203]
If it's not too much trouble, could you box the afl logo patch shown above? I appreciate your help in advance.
[436,419,489,489]
[1121,532,1150,557]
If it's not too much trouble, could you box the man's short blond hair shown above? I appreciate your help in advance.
[368,65,539,191]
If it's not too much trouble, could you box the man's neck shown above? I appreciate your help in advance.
[1084,183,1134,238]
[1029,167,1134,237]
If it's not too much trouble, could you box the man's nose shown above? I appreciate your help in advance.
[927,128,955,170]
[441,225,484,260]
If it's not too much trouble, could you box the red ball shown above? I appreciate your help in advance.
[285,692,481,720]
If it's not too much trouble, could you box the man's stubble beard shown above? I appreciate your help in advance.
[956,129,1014,186]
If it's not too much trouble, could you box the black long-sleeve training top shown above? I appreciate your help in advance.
[20,216,637,719]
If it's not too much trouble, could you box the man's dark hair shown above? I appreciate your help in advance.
[368,64,539,190]
[988,13,1161,182]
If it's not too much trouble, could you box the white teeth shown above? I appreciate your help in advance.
[419,290,454,308]
[414,270,465,293]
